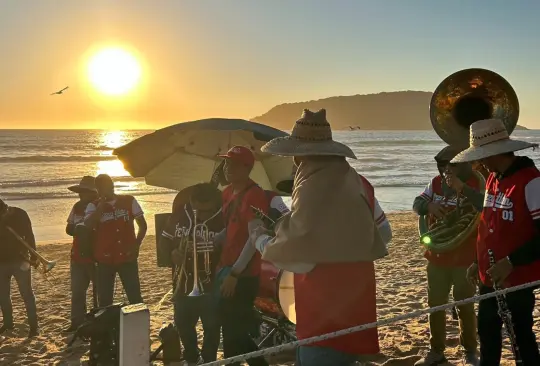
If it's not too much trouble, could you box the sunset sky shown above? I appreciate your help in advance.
[1,1,539,129]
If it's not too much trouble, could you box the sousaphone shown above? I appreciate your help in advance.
[419,68,519,253]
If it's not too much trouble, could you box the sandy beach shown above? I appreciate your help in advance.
[0,212,536,366]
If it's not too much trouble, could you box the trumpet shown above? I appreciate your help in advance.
[172,209,213,298]
[188,209,213,297]
[6,226,56,274]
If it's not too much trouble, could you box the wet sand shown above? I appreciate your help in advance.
[0,212,535,365]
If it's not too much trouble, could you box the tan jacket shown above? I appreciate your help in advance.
[262,159,387,264]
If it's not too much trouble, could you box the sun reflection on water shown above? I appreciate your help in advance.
[101,130,127,149]
[96,131,130,177]
[96,160,129,177]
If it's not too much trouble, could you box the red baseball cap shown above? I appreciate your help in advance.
[218,146,255,168]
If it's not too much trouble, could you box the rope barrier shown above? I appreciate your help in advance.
[200,279,540,366]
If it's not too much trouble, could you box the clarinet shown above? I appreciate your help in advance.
[250,206,276,233]
[488,249,522,364]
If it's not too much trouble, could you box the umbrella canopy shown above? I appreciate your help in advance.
[113,118,293,192]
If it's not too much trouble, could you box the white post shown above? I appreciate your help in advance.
[119,303,150,366]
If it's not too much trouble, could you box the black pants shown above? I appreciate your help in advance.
[174,294,220,363]
[96,261,143,307]
[218,276,268,366]
[478,285,540,365]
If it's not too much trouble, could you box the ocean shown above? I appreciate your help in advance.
[2,129,539,242]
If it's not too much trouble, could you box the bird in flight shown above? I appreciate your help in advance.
[50,86,69,95]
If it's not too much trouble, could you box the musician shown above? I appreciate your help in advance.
[159,183,223,365]
[64,176,98,333]
[249,109,390,366]
[452,119,540,365]
[215,145,270,366]
[411,145,483,366]
[84,174,147,307]
[0,199,39,337]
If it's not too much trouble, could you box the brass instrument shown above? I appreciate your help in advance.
[419,68,519,253]
[188,209,213,297]
[6,226,56,274]
[172,209,214,298]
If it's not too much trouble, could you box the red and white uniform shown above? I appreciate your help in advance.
[418,175,478,267]
[85,195,144,265]
[478,169,540,287]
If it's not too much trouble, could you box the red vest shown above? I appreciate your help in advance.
[478,168,540,287]
[424,175,478,267]
[219,181,268,276]
[293,174,380,355]
[93,195,138,265]
[70,201,93,264]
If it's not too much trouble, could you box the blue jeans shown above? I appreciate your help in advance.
[296,346,358,366]
[96,261,143,307]
[174,294,220,363]
[0,262,38,328]
[70,261,94,326]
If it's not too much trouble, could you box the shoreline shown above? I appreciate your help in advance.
[32,209,415,244]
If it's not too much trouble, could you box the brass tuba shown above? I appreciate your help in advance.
[419,68,519,253]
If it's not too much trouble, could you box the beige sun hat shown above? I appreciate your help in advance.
[261,109,357,159]
[451,118,538,163]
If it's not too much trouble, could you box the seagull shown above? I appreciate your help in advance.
[50,86,69,96]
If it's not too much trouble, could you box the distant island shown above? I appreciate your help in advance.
[251,91,530,130]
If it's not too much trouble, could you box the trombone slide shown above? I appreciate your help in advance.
[5,226,56,274]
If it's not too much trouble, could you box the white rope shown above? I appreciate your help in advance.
[201,279,540,366]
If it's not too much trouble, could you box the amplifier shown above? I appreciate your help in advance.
[155,213,173,268]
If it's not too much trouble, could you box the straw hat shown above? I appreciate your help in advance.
[68,176,97,193]
[261,109,357,159]
[451,119,538,163]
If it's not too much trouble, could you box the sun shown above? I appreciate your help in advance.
[87,47,142,96]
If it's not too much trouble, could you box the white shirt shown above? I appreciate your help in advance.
[67,207,85,225]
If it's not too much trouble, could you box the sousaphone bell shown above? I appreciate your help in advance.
[419,68,520,253]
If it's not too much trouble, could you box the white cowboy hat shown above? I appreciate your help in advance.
[261,109,357,159]
[451,118,538,163]
[68,176,97,193]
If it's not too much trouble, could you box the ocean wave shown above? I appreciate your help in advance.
[0,155,118,163]
[0,176,143,189]
[348,139,442,147]
[0,143,114,151]
[1,190,175,201]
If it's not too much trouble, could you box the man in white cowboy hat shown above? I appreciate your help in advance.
[249,109,392,366]
[64,176,98,333]
[452,118,540,365]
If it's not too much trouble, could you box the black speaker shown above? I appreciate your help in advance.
[155,213,173,268]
